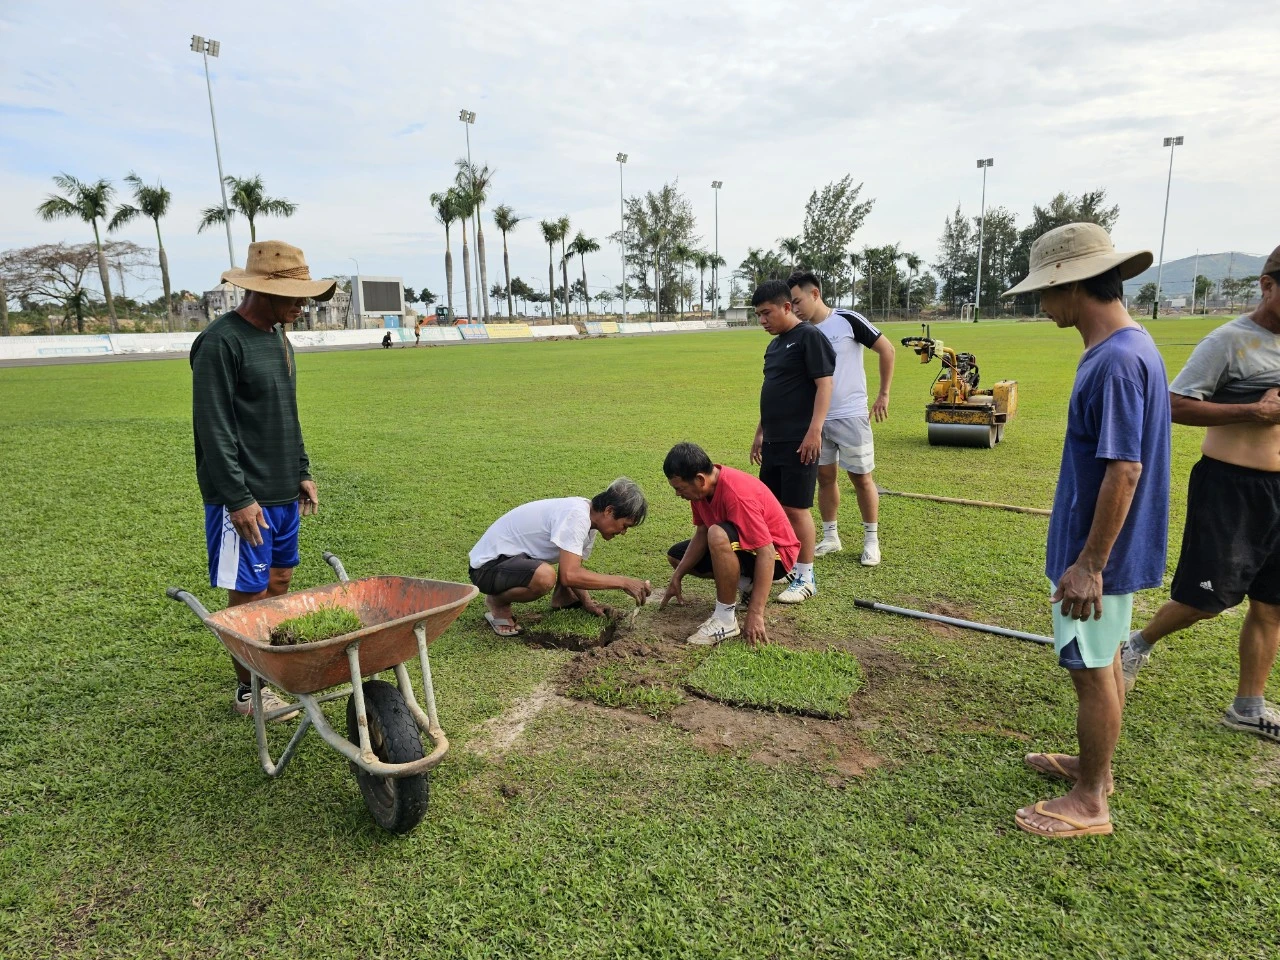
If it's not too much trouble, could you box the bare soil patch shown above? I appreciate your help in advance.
[467,682,572,758]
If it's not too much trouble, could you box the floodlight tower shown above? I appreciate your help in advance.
[1154,135,1184,320]
[712,180,723,315]
[459,109,483,318]
[973,158,993,322]
[190,35,235,268]
[617,153,628,321]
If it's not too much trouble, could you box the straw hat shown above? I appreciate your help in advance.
[1003,223,1152,298]
[221,241,337,301]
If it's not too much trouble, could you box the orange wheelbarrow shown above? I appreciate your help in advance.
[167,552,478,833]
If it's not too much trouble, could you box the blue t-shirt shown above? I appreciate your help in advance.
[1046,326,1171,594]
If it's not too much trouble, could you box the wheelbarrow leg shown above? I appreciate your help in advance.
[389,624,450,761]
[345,642,377,764]
[251,673,313,778]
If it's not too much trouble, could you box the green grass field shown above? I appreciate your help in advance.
[3,320,1278,958]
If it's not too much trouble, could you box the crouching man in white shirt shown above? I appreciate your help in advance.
[467,477,654,636]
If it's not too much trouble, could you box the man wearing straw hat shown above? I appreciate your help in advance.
[1002,223,1170,838]
[189,240,336,721]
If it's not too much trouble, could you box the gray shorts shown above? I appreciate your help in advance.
[819,416,875,473]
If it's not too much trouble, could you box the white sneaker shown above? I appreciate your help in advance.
[814,536,843,557]
[234,684,301,723]
[777,575,818,604]
[1221,704,1280,743]
[1119,631,1151,693]
[860,541,881,566]
[687,616,740,646]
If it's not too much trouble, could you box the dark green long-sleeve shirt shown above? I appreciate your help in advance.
[190,311,311,510]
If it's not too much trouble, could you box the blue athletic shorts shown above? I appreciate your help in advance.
[205,503,301,593]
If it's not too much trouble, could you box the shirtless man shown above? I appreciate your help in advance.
[1122,245,1280,742]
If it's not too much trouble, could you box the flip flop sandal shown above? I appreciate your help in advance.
[484,611,522,637]
[1024,753,1115,796]
[1015,801,1113,838]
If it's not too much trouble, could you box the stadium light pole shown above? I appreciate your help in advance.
[190,35,235,268]
[458,109,483,319]
[617,153,628,322]
[712,180,722,316]
[973,158,993,322]
[1154,135,1184,321]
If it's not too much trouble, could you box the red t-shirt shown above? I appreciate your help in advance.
[690,465,800,571]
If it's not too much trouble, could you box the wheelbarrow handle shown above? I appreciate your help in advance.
[322,551,350,583]
[166,587,212,620]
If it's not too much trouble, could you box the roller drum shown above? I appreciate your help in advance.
[927,423,997,448]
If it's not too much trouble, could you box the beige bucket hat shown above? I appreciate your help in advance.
[1003,223,1152,298]
[221,240,337,301]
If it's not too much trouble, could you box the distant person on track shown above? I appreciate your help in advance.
[660,442,800,646]
[788,269,896,566]
[189,240,337,721]
[1122,245,1280,742]
[1002,223,1169,838]
[468,478,653,637]
[414,321,421,347]
[750,279,835,605]
[381,330,393,349]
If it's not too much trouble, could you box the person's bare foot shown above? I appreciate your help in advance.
[1024,752,1115,795]
[1016,787,1110,836]
[483,596,520,636]
[549,585,580,610]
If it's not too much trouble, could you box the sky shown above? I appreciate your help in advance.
[2,0,1278,307]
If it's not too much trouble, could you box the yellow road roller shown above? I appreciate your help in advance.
[900,325,1018,448]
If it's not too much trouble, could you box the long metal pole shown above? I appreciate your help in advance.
[619,161,626,323]
[1154,143,1176,321]
[852,598,1052,647]
[713,187,719,316]
[1191,248,1200,315]
[202,49,235,268]
[973,164,987,322]
[464,122,482,320]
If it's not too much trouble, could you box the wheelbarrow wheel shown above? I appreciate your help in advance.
[345,679,428,834]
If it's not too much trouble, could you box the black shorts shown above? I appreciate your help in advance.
[759,440,818,509]
[1169,457,1280,613]
[469,554,546,596]
[668,521,789,583]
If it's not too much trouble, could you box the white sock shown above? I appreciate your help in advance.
[737,575,752,594]
[794,561,814,581]
[714,600,737,624]
[864,522,878,542]
[822,521,839,539]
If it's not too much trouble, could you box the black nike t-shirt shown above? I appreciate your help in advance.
[760,321,837,441]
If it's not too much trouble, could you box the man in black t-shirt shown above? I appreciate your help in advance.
[749,279,835,604]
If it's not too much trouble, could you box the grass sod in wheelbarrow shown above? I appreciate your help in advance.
[684,642,865,719]
[269,605,364,646]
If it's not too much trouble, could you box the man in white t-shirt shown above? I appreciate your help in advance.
[468,477,654,636]
[789,270,896,565]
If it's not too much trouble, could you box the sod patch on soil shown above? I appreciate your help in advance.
[684,642,864,719]
[268,605,363,646]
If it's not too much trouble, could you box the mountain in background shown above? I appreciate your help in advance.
[1123,251,1267,297]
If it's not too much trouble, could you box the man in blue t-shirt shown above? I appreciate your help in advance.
[1001,223,1170,839]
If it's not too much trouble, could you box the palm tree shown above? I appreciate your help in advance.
[849,252,862,310]
[903,252,922,312]
[456,160,496,320]
[451,186,477,320]
[36,173,119,328]
[492,204,522,318]
[539,219,562,319]
[108,172,173,330]
[198,174,295,245]
[568,231,601,319]
[707,252,726,313]
[555,216,572,320]
[778,235,804,270]
[690,251,710,314]
[430,190,459,317]
[670,242,695,317]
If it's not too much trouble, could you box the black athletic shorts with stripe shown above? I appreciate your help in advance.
[1170,456,1280,613]
[668,521,789,583]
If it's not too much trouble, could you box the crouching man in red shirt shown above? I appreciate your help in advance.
[659,442,801,646]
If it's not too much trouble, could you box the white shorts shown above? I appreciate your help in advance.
[820,416,875,474]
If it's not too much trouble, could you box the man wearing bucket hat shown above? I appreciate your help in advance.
[189,240,336,721]
[1003,223,1171,838]
[1121,245,1280,742]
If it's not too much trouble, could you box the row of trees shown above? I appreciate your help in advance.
[1134,274,1263,311]
[27,171,295,332]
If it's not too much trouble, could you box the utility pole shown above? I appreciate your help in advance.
[617,153,628,322]
[973,158,993,322]
[191,36,235,268]
[712,180,722,316]
[1154,135,1184,320]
